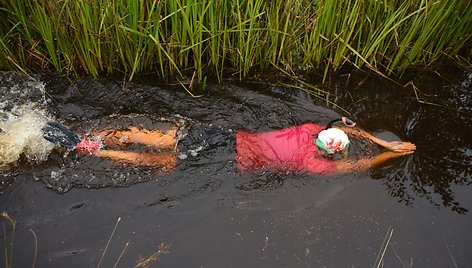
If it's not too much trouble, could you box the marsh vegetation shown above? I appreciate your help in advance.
[0,0,470,81]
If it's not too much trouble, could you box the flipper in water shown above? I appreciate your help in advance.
[42,121,80,149]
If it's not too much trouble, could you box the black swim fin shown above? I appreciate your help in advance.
[42,121,80,149]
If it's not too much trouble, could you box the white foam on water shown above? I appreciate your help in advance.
[0,104,54,169]
[0,73,54,169]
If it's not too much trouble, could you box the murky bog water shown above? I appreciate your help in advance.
[0,68,471,267]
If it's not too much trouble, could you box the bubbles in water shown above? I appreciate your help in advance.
[0,72,54,169]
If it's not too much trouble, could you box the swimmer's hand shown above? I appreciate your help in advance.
[384,141,416,153]
[341,117,356,127]
[76,138,102,155]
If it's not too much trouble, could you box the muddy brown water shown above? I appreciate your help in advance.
[0,67,471,267]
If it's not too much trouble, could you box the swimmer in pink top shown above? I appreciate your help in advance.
[235,117,416,174]
[42,117,416,174]
[236,123,334,173]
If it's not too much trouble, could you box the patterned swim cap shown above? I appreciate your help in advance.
[315,128,350,154]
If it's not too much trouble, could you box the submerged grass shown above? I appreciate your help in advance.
[2,212,16,268]
[0,0,471,81]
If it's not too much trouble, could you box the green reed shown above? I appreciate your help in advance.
[0,0,470,81]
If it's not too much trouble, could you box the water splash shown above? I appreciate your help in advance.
[0,72,54,169]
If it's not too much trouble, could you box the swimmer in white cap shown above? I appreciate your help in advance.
[42,116,416,174]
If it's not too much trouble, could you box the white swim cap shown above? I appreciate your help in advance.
[316,128,350,154]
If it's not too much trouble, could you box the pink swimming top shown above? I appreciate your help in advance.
[235,123,336,174]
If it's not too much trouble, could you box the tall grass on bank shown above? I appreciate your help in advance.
[0,0,471,81]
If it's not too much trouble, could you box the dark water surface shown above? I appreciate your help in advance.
[1,68,471,267]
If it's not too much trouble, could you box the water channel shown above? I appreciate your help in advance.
[1,66,471,267]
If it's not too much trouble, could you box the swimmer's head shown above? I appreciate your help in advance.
[315,128,350,157]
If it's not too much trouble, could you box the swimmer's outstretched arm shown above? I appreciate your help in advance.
[94,149,177,171]
[334,126,416,153]
[334,151,414,173]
